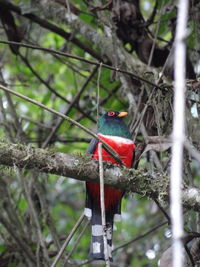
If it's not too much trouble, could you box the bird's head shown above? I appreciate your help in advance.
[97,110,131,139]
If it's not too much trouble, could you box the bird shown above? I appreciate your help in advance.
[85,110,135,261]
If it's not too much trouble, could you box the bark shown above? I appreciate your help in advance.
[0,141,200,213]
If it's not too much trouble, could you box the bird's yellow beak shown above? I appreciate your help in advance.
[118,111,128,118]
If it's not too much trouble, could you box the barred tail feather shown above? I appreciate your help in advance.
[85,184,123,261]
[90,211,113,261]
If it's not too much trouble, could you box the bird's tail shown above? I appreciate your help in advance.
[85,183,123,261]
[90,209,113,261]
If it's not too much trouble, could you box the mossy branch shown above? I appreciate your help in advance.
[0,141,200,212]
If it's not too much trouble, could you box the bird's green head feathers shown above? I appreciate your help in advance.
[97,110,132,139]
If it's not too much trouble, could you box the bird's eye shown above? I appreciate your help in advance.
[107,111,115,117]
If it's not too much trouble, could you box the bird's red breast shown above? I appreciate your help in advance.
[87,134,135,210]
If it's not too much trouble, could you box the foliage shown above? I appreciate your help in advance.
[0,0,200,266]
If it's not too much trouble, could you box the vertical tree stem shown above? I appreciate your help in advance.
[98,143,110,267]
[170,0,188,266]
[96,62,102,121]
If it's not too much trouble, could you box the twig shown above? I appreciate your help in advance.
[57,55,124,106]
[62,220,89,266]
[21,116,52,129]
[19,52,97,124]
[77,221,167,267]
[113,221,167,252]
[154,199,171,224]
[46,235,67,249]
[147,0,164,67]
[19,53,71,104]
[0,40,163,89]
[98,143,110,266]
[30,171,61,250]
[17,169,50,266]
[0,215,36,264]
[51,212,85,267]
[5,92,25,141]
[42,65,98,148]
[0,83,122,164]
[170,0,188,266]
[96,62,102,121]
[184,139,200,162]
[0,177,28,241]
[146,0,158,26]
[71,83,124,128]
[184,244,195,267]
[0,1,101,60]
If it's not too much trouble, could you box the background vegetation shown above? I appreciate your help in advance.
[0,0,200,266]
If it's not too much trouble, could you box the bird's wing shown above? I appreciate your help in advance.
[87,137,99,154]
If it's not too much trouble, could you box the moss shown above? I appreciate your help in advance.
[119,166,170,205]
[76,153,94,176]
[152,173,169,204]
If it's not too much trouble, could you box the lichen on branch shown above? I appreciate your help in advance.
[0,141,200,213]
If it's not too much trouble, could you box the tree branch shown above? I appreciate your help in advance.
[0,40,161,89]
[0,141,200,213]
[0,0,101,61]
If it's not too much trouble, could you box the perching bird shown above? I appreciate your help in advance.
[85,110,135,261]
